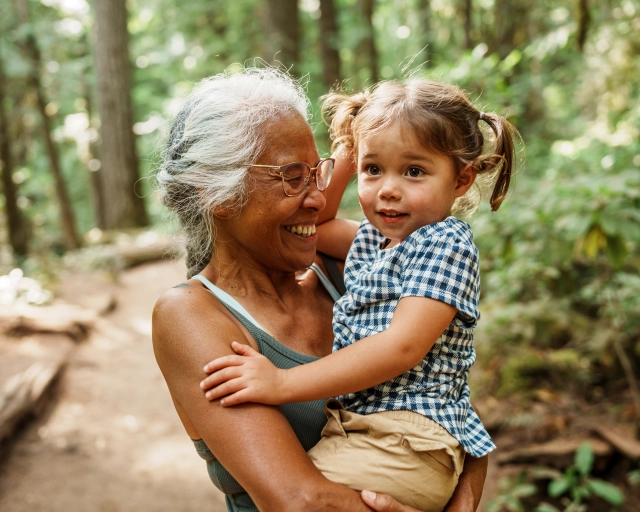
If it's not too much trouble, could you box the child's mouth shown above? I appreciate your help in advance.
[378,211,407,224]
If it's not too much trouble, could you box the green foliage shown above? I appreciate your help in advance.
[1,0,640,405]
[487,472,538,512]
[546,442,624,508]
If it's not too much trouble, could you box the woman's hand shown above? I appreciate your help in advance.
[200,341,288,406]
[360,491,421,511]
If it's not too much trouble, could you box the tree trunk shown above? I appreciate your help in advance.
[15,0,80,251]
[361,0,379,84]
[263,0,300,71]
[79,37,106,230]
[319,0,341,90]
[461,0,473,50]
[576,0,590,52]
[416,0,432,65]
[93,0,149,229]
[0,54,29,258]
[492,0,529,58]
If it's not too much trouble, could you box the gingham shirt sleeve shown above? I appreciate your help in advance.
[400,229,480,327]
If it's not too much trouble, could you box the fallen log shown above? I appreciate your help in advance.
[0,303,97,341]
[0,360,65,444]
[590,424,640,461]
[497,436,613,469]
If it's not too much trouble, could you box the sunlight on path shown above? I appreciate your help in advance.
[0,260,227,512]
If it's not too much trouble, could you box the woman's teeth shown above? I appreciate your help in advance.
[284,224,316,237]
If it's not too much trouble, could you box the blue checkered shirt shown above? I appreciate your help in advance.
[333,217,495,457]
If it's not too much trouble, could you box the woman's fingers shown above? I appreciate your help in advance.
[360,491,418,512]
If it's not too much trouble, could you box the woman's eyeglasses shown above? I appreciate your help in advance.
[243,158,334,197]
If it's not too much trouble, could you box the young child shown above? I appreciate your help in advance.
[201,78,518,511]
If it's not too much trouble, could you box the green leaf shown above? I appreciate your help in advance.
[513,483,538,498]
[574,442,594,476]
[535,504,560,512]
[549,477,571,497]
[586,479,624,505]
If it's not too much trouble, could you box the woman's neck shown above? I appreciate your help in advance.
[200,249,302,305]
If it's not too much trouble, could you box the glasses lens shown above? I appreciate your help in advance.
[281,162,308,195]
[316,159,333,191]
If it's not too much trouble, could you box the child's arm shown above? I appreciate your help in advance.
[201,296,456,406]
[316,145,360,260]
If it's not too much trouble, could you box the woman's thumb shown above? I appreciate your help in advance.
[361,490,403,511]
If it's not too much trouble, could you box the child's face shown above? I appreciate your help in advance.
[357,122,474,247]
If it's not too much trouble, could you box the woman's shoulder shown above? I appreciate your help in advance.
[152,279,249,356]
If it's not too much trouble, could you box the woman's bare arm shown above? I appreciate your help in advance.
[444,454,488,511]
[152,284,373,512]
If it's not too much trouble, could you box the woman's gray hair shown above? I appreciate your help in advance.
[157,67,310,278]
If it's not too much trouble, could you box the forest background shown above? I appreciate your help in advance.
[0,0,639,509]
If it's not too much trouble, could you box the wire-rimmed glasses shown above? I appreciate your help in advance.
[243,158,334,197]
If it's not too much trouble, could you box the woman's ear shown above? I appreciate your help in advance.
[454,164,477,198]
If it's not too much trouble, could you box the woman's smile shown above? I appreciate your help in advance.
[284,224,317,238]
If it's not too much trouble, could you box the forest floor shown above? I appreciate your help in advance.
[0,260,227,512]
[0,259,638,511]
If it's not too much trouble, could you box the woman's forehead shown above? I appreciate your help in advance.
[259,111,318,163]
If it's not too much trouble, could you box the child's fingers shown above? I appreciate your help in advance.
[219,389,253,407]
[204,377,246,401]
[200,366,243,391]
[203,355,246,373]
[230,341,260,357]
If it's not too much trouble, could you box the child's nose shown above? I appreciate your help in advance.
[378,177,401,200]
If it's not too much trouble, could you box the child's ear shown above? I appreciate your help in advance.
[454,164,476,198]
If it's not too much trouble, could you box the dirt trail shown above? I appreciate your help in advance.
[0,260,227,512]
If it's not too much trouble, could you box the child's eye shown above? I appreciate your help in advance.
[406,167,425,177]
[365,165,381,176]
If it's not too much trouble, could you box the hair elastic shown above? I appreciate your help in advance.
[478,111,484,120]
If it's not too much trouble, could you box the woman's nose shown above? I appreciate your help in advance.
[302,179,327,211]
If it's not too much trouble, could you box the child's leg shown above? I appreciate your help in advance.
[308,400,465,512]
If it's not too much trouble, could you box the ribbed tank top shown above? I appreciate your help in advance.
[191,267,340,512]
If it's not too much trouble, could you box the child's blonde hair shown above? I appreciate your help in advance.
[323,79,519,212]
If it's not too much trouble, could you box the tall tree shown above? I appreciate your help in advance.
[94,0,148,229]
[0,53,29,258]
[263,0,300,71]
[319,0,341,90]
[576,0,590,52]
[15,0,80,250]
[460,0,473,50]
[416,0,432,65]
[492,0,529,58]
[360,0,379,83]
[81,48,106,230]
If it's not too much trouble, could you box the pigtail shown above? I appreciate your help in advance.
[322,90,370,152]
[474,112,519,211]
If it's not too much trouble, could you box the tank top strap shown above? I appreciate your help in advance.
[192,274,264,330]
[192,274,319,365]
[309,263,341,302]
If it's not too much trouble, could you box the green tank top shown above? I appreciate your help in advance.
[191,269,340,512]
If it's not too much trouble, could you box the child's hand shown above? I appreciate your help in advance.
[200,341,287,406]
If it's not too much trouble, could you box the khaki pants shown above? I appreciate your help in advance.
[308,400,465,512]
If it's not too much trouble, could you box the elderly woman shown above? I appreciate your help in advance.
[153,68,487,512]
